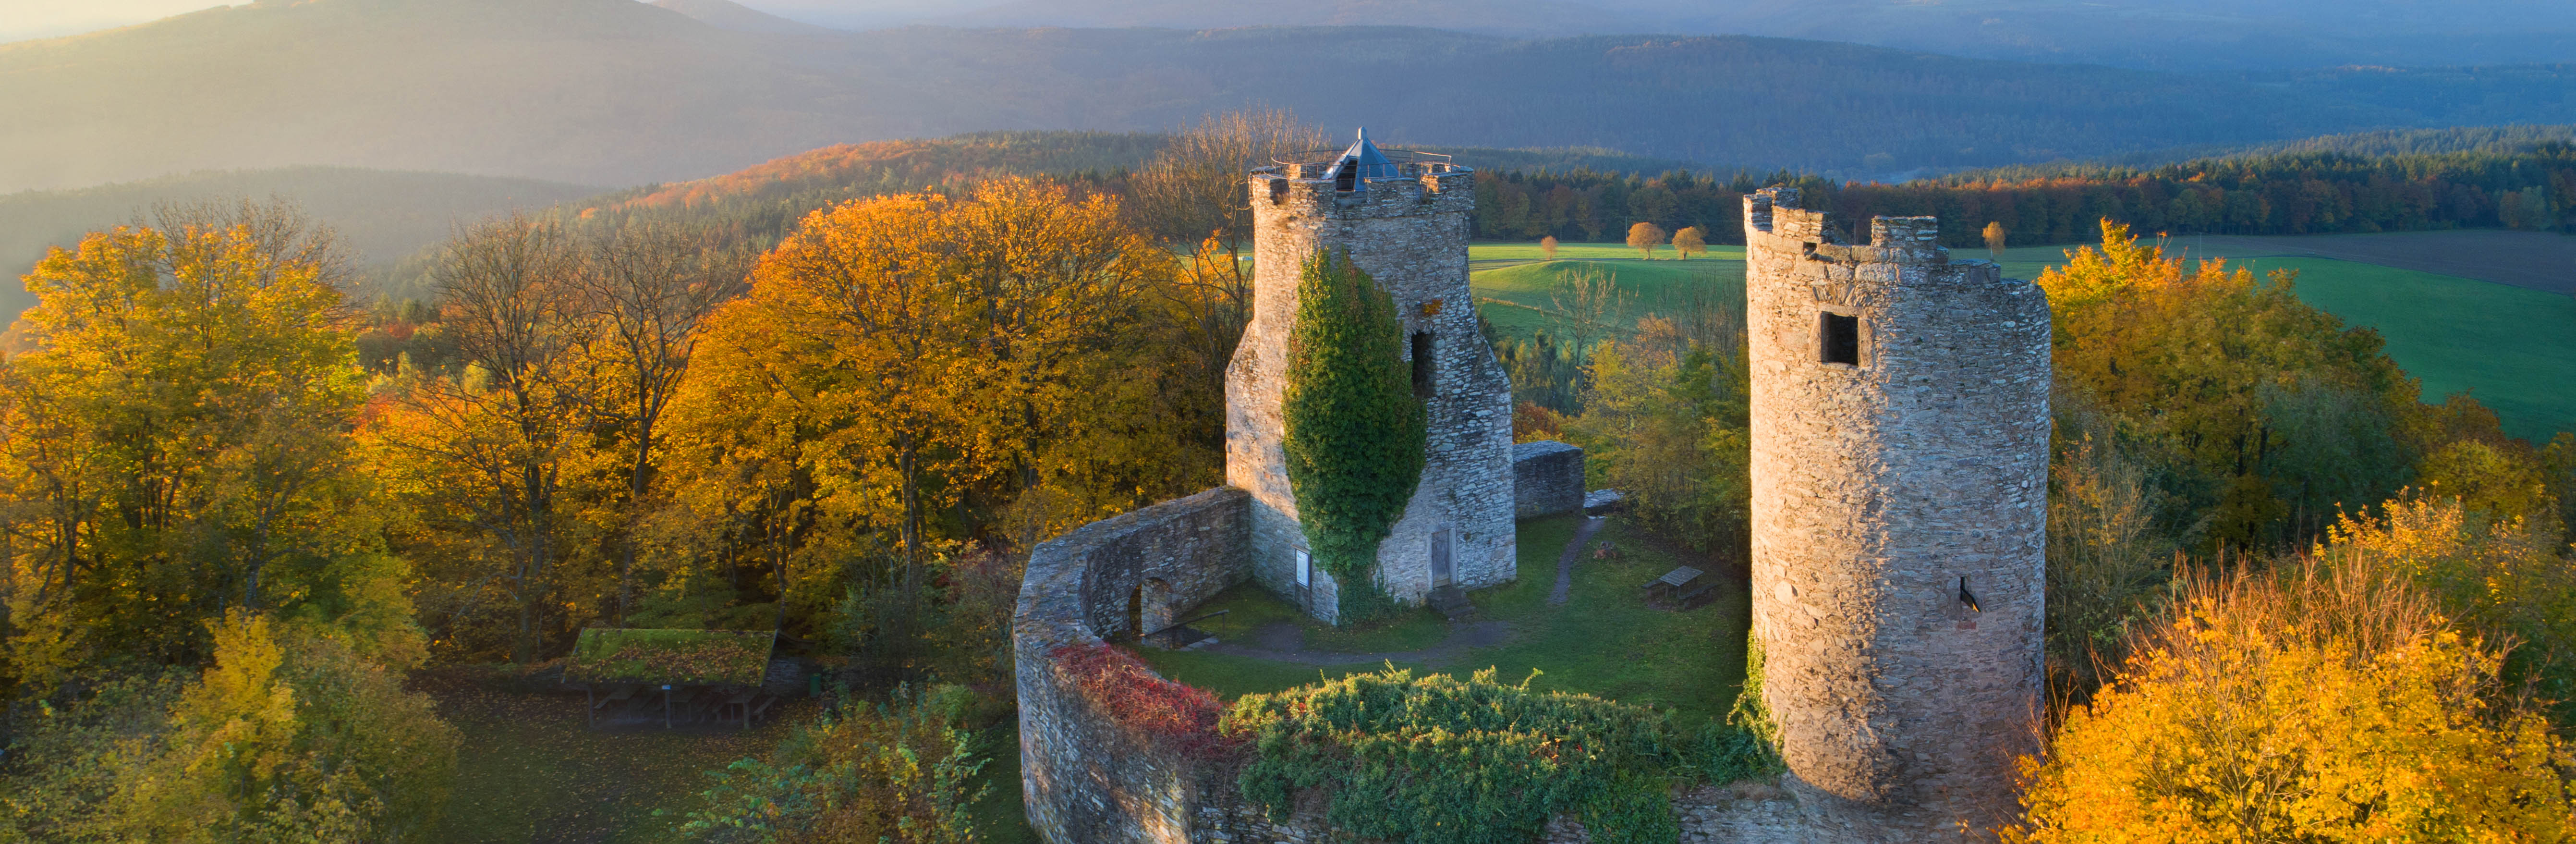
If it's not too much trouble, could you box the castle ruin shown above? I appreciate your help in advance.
[1229,130,1518,622]
[1745,187,2052,838]
[1013,150,2052,844]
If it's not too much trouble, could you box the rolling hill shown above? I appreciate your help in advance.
[0,167,603,318]
[0,0,2525,193]
[876,0,2576,71]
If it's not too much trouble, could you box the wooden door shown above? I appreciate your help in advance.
[1431,529,1453,588]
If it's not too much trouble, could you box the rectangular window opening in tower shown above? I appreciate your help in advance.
[1820,312,1860,366]
[1411,332,1435,397]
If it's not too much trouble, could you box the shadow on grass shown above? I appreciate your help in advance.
[419,672,808,844]
[1135,515,1750,725]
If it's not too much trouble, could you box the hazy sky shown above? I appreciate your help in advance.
[0,0,246,42]
[0,0,991,42]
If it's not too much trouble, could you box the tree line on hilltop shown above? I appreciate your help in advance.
[1470,143,2576,248]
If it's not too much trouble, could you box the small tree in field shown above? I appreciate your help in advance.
[1539,235,1559,260]
[1671,226,1706,259]
[1626,222,1666,259]
[1982,221,2007,257]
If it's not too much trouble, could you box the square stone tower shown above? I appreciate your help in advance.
[1227,131,1516,624]
[1743,187,2050,840]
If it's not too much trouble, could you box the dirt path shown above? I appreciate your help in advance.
[1201,517,1607,665]
[1550,516,1608,606]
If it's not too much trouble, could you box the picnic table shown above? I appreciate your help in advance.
[1643,566,1713,609]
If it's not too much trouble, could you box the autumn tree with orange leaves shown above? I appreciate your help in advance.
[664,178,1216,680]
[2012,550,2575,843]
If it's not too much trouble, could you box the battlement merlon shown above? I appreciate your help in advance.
[1249,162,1476,219]
[1745,188,2019,287]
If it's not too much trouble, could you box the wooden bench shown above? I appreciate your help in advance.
[586,683,640,727]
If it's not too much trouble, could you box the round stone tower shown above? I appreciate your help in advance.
[1743,187,2050,840]
[1227,130,1516,624]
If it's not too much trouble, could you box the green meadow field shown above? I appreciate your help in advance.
[1467,245,1745,336]
[1475,241,2576,442]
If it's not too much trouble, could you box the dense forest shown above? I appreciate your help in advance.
[1469,140,2576,248]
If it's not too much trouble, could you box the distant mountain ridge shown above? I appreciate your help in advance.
[7,0,2514,195]
[0,167,602,319]
[652,0,838,35]
[882,0,2576,71]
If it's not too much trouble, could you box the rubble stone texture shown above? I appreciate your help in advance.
[1743,187,2052,841]
[1228,160,1517,622]
[1014,488,1250,843]
[1511,440,1588,519]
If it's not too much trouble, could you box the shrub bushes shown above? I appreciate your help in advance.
[0,613,461,844]
[678,685,987,844]
[1051,643,1235,759]
[1222,666,1770,844]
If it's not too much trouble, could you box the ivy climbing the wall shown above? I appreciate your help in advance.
[1222,666,1773,844]
[1282,249,1428,623]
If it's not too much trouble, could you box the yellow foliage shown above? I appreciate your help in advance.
[1625,221,1667,258]
[2037,220,2426,547]
[112,612,460,842]
[2011,561,2575,843]
[2319,494,2576,713]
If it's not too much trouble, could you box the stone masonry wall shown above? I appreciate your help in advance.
[1228,163,1516,620]
[1511,440,1587,519]
[1016,488,1250,844]
[1743,187,2051,841]
[1016,482,1835,843]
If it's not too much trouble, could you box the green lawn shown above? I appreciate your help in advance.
[1466,246,1746,338]
[1179,581,1455,653]
[1502,241,2576,442]
[1470,242,1747,263]
[428,680,800,844]
[429,679,1043,844]
[1135,515,1751,725]
[969,726,1040,844]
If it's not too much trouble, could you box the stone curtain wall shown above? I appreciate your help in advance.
[1742,187,2052,841]
[1014,481,1837,843]
[1511,440,1587,519]
[1229,162,1518,619]
[1015,488,1251,843]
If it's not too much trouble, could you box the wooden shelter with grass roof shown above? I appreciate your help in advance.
[568,628,778,729]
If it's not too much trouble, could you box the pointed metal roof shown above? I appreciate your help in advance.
[1328,127,1402,183]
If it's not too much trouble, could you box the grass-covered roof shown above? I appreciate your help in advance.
[567,628,775,686]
